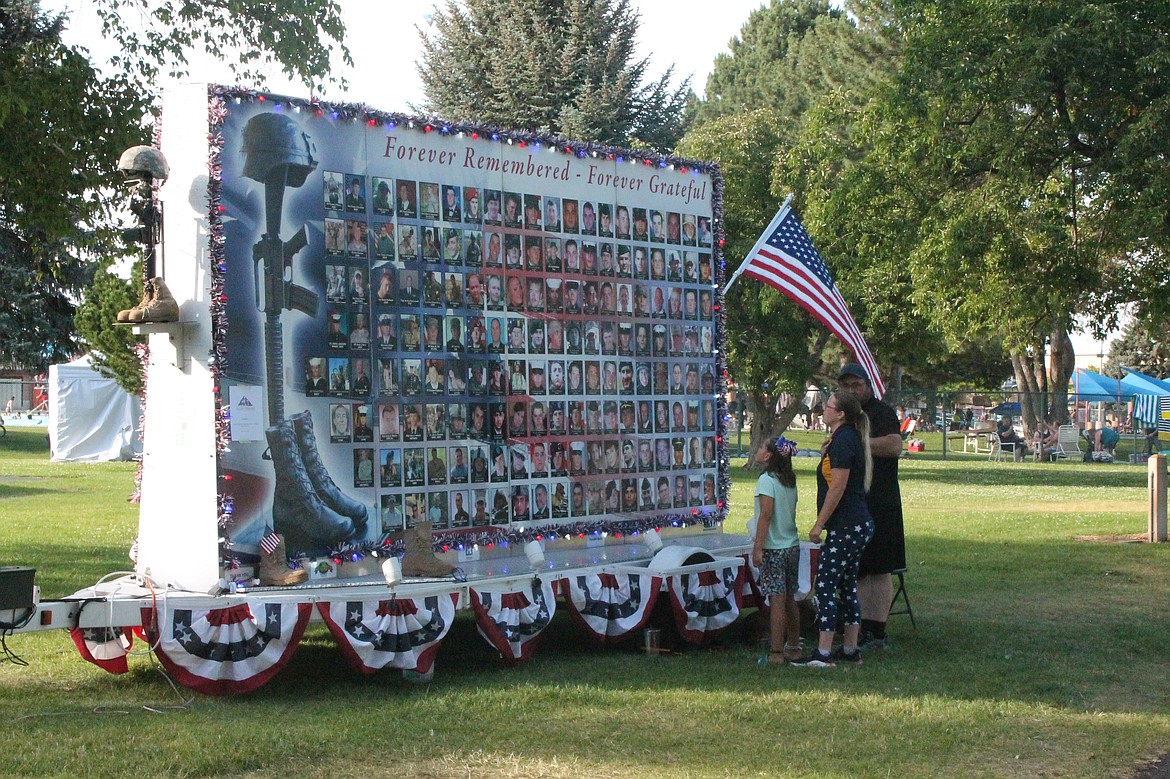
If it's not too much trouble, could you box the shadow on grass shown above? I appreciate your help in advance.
[0,427,51,455]
[211,530,1170,719]
[896,464,1145,489]
[0,482,55,500]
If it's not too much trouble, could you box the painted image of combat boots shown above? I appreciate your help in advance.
[258,532,308,586]
[290,410,368,537]
[266,418,358,554]
[400,520,455,578]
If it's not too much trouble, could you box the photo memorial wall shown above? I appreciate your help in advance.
[213,89,726,558]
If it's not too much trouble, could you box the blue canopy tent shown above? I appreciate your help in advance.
[1121,368,1170,397]
[1069,369,1129,403]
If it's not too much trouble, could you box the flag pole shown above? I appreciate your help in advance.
[722,194,793,296]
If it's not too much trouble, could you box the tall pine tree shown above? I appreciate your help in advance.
[417,0,690,151]
[0,0,141,370]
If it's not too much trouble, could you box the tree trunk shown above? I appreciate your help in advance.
[736,329,831,465]
[1048,328,1075,425]
[1014,350,1043,436]
[1012,327,1074,436]
[743,391,804,466]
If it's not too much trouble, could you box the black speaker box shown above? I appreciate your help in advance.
[0,566,35,611]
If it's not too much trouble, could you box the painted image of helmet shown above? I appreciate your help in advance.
[242,112,317,186]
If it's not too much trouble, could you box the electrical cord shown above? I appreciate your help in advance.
[13,577,194,719]
[56,573,194,712]
[0,583,38,665]
[72,571,166,656]
[0,606,35,633]
[0,627,31,666]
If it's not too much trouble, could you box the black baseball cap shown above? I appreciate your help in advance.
[838,363,869,383]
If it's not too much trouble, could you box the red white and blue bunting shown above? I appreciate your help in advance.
[316,593,459,675]
[470,577,555,662]
[144,601,312,696]
[560,571,662,644]
[69,626,136,675]
[737,542,820,609]
[665,561,742,645]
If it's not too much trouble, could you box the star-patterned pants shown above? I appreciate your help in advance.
[813,518,874,633]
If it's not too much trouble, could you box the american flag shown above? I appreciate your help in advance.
[730,203,886,398]
[259,532,282,556]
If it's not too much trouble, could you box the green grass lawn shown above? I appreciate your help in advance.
[1,427,1168,778]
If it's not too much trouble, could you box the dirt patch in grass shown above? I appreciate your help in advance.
[1131,752,1170,778]
[1073,533,1147,543]
[1023,499,1146,514]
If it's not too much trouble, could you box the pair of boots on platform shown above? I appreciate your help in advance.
[116,277,179,324]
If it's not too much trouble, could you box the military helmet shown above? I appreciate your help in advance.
[241,112,317,186]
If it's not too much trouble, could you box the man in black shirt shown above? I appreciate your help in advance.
[838,363,905,651]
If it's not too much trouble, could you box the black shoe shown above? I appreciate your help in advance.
[789,649,835,668]
[291,411,370,534]
[857,631,887,653]
[830,646,863,664]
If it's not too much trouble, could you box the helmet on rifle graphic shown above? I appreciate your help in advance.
[242,112,318,186]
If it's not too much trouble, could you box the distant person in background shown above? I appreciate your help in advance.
[1035,414,1061,461]
[996,416,1029,459]
[1087,421,1120,461]
[1143,427,1160,456]
[899,414,918,440]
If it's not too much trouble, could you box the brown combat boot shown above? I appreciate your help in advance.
[116,281,154,323]
[258,533,309,586]
[129,277,179,323]
[401,520,454,578]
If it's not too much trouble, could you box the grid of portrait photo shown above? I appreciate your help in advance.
[306,171,719,537]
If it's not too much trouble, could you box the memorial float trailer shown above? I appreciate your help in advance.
[5,85,807,695]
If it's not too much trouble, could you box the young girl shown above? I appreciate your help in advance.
[752,436,803,665]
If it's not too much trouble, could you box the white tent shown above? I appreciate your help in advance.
[48,355,142,462]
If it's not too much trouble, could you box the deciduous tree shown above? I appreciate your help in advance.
[0,0,349,379]
[794,0,1170,430]
[681,0,907,457]
[677,110,829,456]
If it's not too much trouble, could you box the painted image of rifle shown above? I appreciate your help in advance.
[242,113,319,426]
[253,226,317,423]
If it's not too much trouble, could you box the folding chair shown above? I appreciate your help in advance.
[988,436,1018,462]
[1053,425,1084,461]
[888,568,916,628]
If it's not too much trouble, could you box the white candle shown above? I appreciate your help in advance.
[524,540,545,565]
[382,556,403,584]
